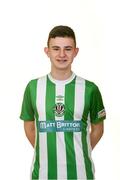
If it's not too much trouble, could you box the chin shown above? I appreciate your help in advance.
[56,65,70,70]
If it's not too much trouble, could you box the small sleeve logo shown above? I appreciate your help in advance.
[98,109,106,119]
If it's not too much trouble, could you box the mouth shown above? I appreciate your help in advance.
[57,59,67,63]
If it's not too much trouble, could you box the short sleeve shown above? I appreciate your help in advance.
[20,81,34,121]
[90,84,106,124]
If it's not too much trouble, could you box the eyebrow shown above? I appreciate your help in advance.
[51,46,73,49]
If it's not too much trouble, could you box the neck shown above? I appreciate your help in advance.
[50,67,73,80]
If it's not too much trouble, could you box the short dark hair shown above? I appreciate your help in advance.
[47,25,76,47]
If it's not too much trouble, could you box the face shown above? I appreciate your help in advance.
[44,37,79,71]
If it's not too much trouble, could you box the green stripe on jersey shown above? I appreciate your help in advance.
[46,77,57,179]
[82,80,94,179]
[64,77,77,179]
[29,79,39,180]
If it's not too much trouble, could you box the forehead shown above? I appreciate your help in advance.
[49,37,75,47]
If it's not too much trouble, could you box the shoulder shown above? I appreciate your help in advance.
[85,79,98,91]
[76,75,98,91]
[26,78,38,89]
[28,75,46,85]
[27,75,47,89]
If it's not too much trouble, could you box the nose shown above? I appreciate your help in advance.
[59,49,66,58]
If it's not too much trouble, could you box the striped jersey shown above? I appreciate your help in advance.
[20,72,106,180]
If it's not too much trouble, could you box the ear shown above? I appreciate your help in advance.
[74,47,79,58]
[44,47,50,57]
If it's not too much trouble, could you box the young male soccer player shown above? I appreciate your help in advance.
[20,25,106,180]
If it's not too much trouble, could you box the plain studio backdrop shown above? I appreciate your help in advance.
[0,0,120,179]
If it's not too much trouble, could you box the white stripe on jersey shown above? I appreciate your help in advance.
[36,76,48,179]
[74,76,87,179]
[55,84,67,179]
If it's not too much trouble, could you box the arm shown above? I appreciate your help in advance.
[24,121,35,148]
[90,121,104,150]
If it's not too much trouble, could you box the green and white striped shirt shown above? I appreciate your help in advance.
[20,72,106,180]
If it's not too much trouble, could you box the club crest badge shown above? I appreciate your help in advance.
[54,103,65,117]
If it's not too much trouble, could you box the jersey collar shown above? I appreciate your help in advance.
[47,72,76,85]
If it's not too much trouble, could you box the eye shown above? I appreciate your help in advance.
[52,47,60,51]
[53,48,59,51]
[65,48,72,51]
[66,49,71,51]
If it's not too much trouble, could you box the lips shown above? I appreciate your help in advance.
[57,59,67,63]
